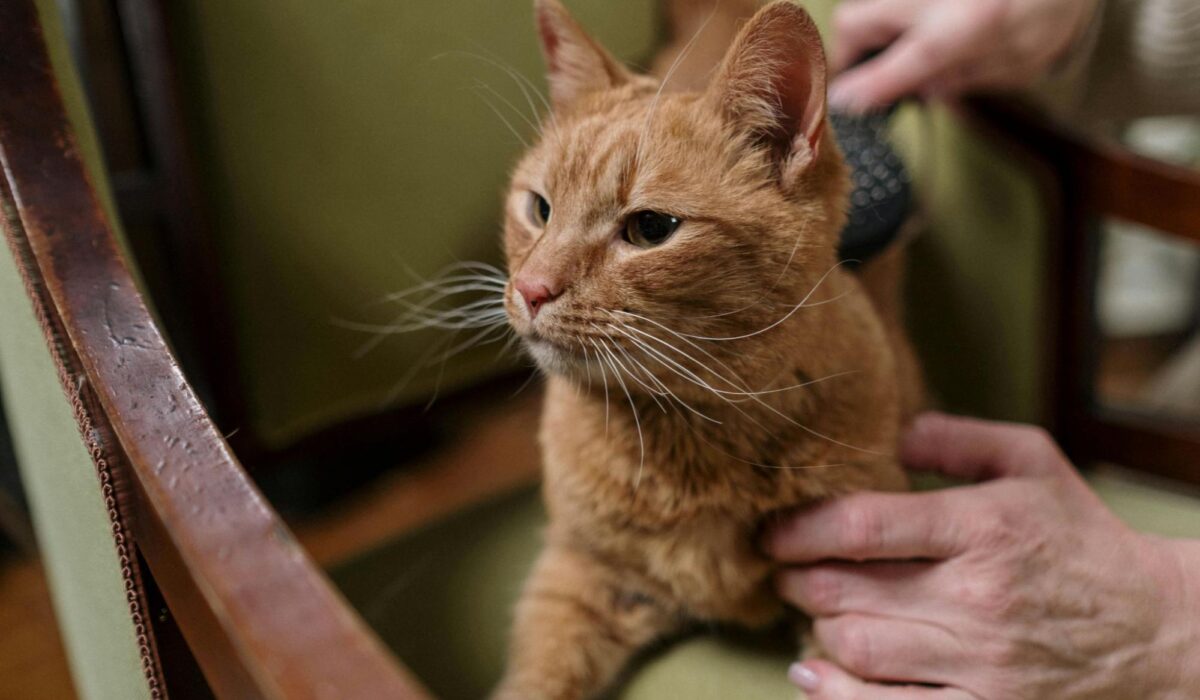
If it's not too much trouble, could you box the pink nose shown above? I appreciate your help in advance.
[515,276,561,320]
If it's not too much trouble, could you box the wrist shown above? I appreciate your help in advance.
[1146,536,1200,698]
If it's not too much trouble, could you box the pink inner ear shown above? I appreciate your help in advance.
[537,13,562,73]
[776,49,825,153]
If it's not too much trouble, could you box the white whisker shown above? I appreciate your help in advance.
[591,338,645,489]
[474,79,541,135]
[611,310,886,457]
[472,87,531,147]
[678,260,853,342]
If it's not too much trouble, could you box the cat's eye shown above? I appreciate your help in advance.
[528,192,552,228]
[623,211,682,248]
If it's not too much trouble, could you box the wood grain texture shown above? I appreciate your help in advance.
[0,0,430,696]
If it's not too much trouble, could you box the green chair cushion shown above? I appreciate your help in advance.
[331,469,1200,699]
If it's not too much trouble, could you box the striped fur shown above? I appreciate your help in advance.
[494,3,921,697]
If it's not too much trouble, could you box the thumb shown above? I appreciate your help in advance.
[900,412,1066,481]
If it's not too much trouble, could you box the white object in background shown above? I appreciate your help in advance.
[1096,117,1200,339]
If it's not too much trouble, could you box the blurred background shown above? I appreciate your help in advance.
[2,0,1199,697]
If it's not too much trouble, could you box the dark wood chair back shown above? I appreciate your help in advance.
[966,99,1200,485]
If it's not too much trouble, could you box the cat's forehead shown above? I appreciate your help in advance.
[546,114,637,188]
[535,94,722,203]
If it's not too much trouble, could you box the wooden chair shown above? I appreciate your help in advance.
[10,0,1200,695]
[0,0,429,695]
[964,99,1200,486]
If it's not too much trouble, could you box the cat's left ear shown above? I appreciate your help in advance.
[535,0,633,110]
[706,2,828,187]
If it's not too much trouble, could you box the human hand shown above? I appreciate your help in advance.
[829,0,1100,112]
[765,413,1200,699]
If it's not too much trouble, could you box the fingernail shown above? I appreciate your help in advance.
[788,663,821,692]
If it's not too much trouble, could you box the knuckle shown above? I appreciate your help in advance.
[989,640,1022,669]
[839,502,884,557]
[1006,424,1073,477]
[954,571,1019,621]
[909,39,944,75]
[1016,425,1056,457]
[966,499,1026,551]
[802,570,843,612]
[827,620,874,674]
[965,503,1006,545]
[975,635,1023,675]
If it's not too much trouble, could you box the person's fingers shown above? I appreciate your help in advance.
[828,33,960,110]
[764,490,969,563]
[901,412,1067,481]
[813,614,965,686]
[830,0,1001,111]
[831,0,921,74]
[777,560,933,617]
[789,659,974,699]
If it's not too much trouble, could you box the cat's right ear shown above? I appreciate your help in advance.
[706,2,829,187]
[535,0,632,110]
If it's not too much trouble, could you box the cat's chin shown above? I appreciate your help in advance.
[524,336,589,379]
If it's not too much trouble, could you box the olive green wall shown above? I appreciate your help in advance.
[171,0,662,447]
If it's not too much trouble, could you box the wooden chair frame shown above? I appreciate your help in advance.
[965,98,1200,485]
[0,1,430,696]
[12,0,1198,693]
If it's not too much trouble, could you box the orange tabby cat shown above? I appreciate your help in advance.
[495,1,919,697]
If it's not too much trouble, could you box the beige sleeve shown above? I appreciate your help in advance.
[1031,0,1200,129]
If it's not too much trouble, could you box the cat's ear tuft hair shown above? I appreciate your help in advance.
[535,0,632,110]
[706,1,828,185]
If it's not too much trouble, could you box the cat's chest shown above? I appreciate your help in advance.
[574,501,782,624]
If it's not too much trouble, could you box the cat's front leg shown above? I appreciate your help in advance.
[493,545,685,700]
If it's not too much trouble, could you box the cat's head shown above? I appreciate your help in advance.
[503,0,848,385]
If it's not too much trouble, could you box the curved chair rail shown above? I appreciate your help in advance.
[963,97,1200,485]
[0,0,431,697]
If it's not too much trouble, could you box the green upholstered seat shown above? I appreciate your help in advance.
[331,469,1200,700]
[330,487,797,700]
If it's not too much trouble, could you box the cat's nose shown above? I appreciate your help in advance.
[514,275,562,320]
